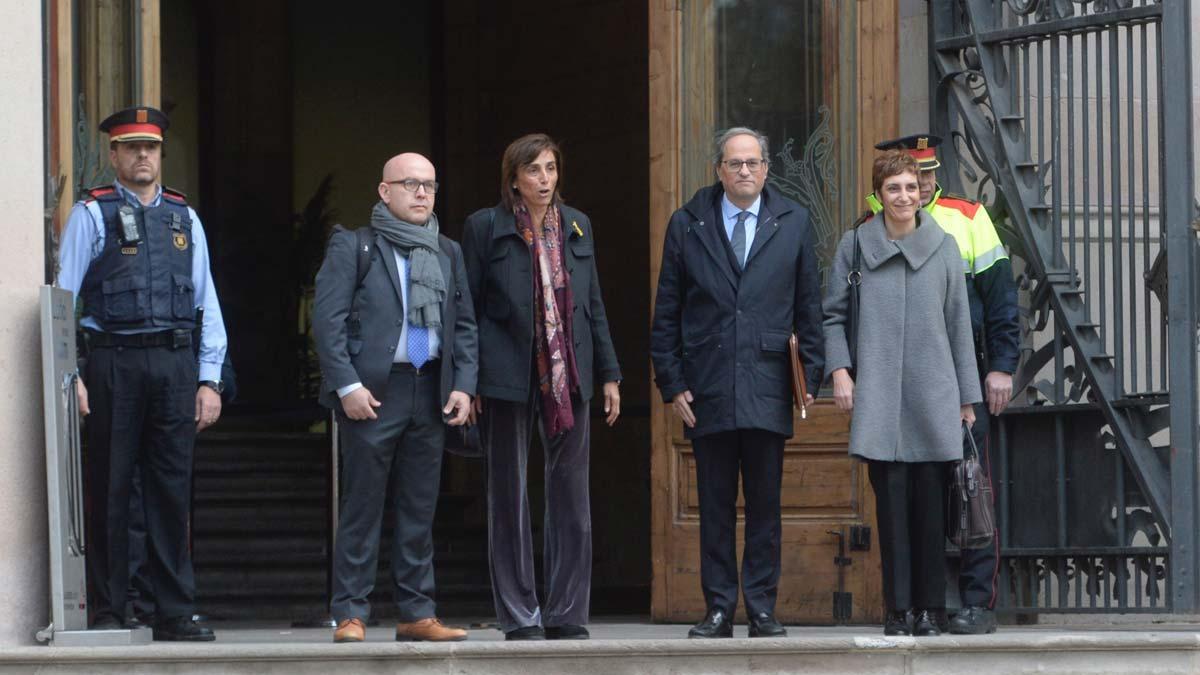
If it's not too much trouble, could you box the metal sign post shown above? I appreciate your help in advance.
[35,286,150,646]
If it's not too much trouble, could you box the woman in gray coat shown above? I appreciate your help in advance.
[823,151,982,636]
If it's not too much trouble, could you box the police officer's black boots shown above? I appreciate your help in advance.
[948,606,997,634]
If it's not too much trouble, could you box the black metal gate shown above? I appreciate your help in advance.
[930,0,1198,613]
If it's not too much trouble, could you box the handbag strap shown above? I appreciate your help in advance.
[962,421,980,461]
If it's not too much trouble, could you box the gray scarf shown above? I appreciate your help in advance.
[369,201,445,329]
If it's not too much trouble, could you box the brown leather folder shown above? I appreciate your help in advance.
[788,333,809,420]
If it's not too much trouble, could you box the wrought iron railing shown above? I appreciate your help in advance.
[931,0,1197,612]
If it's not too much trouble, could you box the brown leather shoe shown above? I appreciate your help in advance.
[395,617,468,642]
[333,618,365,643]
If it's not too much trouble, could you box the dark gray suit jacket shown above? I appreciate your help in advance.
[313,227,478,413]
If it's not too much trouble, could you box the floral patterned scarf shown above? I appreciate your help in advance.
[514,201,580,437]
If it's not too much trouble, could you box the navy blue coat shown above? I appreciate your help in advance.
[651,183,825,439]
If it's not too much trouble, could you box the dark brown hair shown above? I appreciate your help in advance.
[872,149,920,193]
[500,133,563,210]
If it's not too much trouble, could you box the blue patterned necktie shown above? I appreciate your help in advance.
[731,210,750,268]
[406,264,429,369]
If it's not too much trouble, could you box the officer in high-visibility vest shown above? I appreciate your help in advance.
[867,134,1020,635]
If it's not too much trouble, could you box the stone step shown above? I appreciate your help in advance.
[16,626,1200,674]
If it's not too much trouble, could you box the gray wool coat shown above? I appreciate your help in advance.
[823,210,982,462]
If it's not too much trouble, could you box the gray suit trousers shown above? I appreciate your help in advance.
[331,364,444,623]
[483,393,591,632]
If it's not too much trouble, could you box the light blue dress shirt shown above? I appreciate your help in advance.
[337,247,442,399]
[55,180,228,383]
[720,193,762,267]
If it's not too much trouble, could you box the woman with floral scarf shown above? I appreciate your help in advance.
[462,133,622,641]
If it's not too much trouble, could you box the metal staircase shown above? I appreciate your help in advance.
[930,0,1198,611]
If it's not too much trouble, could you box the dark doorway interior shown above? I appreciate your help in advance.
[163,0,650,620]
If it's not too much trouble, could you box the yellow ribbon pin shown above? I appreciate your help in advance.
[572,221,584,237]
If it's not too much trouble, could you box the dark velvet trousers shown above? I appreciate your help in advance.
[957,401,999,608]
[868,459,950,612]
[482,393,591,633]
[690,429,786,617]
[84,343,198,624]
[331,364,444,623]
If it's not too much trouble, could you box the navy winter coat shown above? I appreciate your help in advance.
[651,183,825,439]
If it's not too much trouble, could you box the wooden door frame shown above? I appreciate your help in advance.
[47,0,161,238]
[647,0,899,621]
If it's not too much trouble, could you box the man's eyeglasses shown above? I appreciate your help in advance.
[721,159,767,173]
[387,179,439,194]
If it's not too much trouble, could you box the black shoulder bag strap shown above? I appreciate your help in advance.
[353,225,374,288]
[847,226,862,372]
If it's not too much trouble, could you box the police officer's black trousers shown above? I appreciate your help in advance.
[84,343,198,624]
[691,429,786,618]
[869,460,949,612]
[957,402,998,608]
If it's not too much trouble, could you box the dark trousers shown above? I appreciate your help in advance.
[126,466,156,621]
[690,429,786,617]
[868,460,949,612]
[330,364,445,623]
[84,344,198,623]
[957,401,998,608]
[482,393,591,632]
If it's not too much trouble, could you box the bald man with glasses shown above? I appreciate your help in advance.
[313,153,478,642]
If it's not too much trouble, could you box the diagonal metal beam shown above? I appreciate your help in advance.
[932,0,1173,538]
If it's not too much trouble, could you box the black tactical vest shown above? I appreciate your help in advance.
[79,186,197,332]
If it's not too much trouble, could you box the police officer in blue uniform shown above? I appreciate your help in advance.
[56,106,226,641]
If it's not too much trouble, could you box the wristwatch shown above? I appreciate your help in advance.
[199,380,225,394]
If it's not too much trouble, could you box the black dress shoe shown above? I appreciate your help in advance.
[883,610,910,636]
[153,616,215,642]
[912,609,941,636]
[688,608,733,638]
[747,612,787,638]
[948,606,997,635]
[505,626,546,640]
[545,624,589,640]
[91,615,123,631]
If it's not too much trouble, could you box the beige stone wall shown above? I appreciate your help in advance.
[0,0,49,647]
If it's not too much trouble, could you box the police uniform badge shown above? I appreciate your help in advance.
[173,232,189,251]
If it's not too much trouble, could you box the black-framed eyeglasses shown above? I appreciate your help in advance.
[387,179,439,194]
[721,158,767,173]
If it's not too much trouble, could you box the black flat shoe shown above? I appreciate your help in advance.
[687,608,733,638]
[505,626,545,640]
[747,612,787,638]
[153,616,215,642]
[545,624,589,640]
[883,610,910,636]
[913,609,941,636]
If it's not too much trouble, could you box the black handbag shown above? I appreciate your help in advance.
[846,226,862,372]
[947,422,995,549]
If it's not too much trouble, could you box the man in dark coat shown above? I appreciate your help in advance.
[651,127,825,638]
[313,153,477,643]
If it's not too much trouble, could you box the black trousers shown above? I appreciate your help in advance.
[331,364,445,623]
[957,401,998,608]
[691,429,786,617]
[126,466,156,621]
[868,460,950,612]
[482,391,591,632]
[84,343,198,623]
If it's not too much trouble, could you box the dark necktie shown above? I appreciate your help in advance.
[731,210,750,268]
